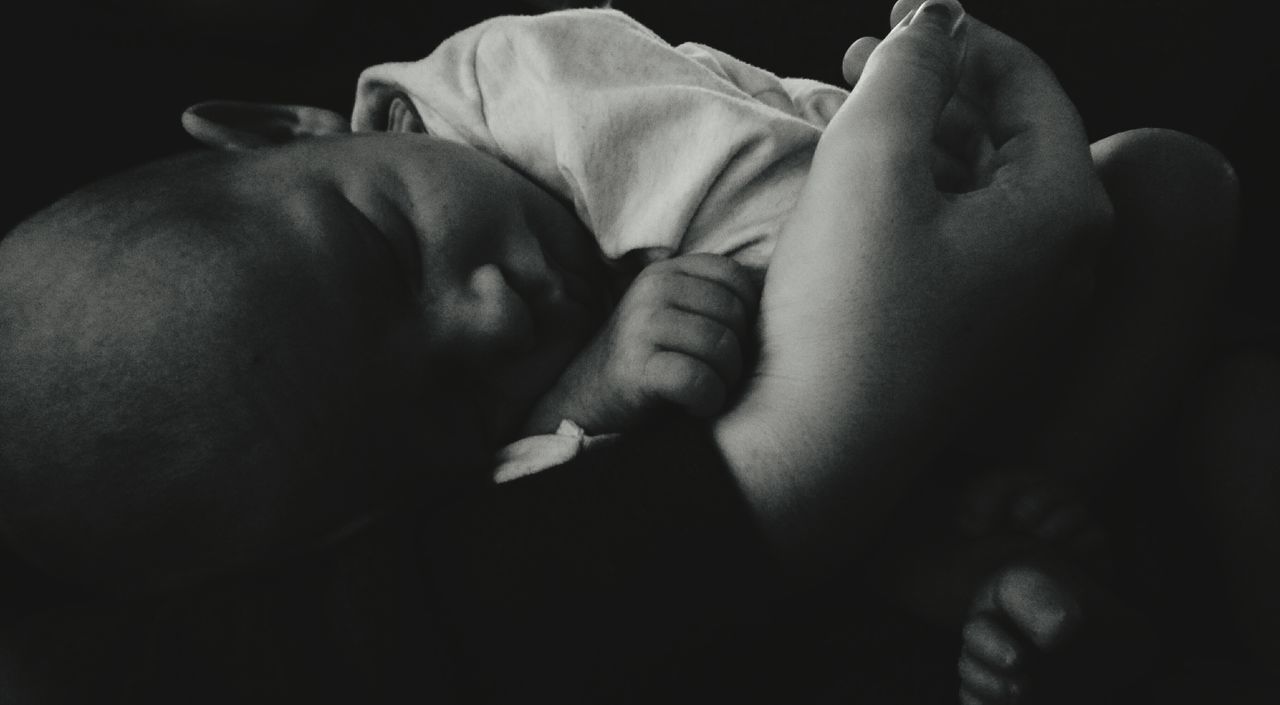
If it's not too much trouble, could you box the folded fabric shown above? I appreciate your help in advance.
[353,8,847,271]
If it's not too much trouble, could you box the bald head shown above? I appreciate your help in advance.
[0,150,432,595]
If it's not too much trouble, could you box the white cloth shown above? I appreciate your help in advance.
[492,419,610,484]
[352,7,847,271]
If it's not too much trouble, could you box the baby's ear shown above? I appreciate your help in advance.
[181,100,350,150]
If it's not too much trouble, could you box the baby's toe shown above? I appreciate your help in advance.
[960,611,1033,705]
[962,612,1026,672]
[964,561,1162,705]
[990,564,1084,651]
[959,652,1027,704]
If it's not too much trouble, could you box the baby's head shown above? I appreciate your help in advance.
[0,132,609,591]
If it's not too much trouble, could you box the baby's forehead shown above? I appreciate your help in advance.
[19,149,356,251]
[254,133,506,215]
[24,135,532,265]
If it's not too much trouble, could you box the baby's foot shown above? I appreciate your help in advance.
[957,471,1106,560]
[958,562,1155,705]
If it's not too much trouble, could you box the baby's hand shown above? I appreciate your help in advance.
[523,252,758,435]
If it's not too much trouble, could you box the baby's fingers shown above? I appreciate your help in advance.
[661,275,752,344]
[644,350,727,418]
[652,253,759,321]
[651,308,744,392]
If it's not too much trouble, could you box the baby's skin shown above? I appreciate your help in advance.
[520,251,759,437]
[0,128,765,592]
[181,102,763,443]
[175,10,1155,701]
[0,133,622,591]
[174,6,1242,704]
[2,2,1241,702]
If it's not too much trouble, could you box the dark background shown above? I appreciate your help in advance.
[4,0,1275,331]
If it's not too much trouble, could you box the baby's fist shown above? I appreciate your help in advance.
[525,253,759,434]
[616,253,759,417]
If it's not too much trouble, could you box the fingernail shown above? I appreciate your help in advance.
[912,0,967,38]
[892,8,916,31]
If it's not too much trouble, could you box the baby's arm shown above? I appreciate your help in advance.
[522,253,758,436]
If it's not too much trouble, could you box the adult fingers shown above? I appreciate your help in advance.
[841,36,879,86]
[845,0,962,84]
[936,6,1097,212]
[889,0,925,25]
[887,1,1097,204]
[817,0,968,206]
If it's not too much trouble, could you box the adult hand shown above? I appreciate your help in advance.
[715,0,1112,575]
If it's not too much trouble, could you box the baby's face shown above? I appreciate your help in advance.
[0,135,611,585]
[239,133,612,452]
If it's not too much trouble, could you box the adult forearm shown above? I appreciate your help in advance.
[713,299,966,578]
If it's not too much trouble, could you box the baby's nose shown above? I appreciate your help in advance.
[456,264,536,355]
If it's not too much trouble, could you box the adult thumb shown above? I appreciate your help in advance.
[823,0,968,177]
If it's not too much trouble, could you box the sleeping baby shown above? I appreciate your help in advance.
[183,7,848,478]
[185,7,852,488]
[6,2,1237,701]
[181,5,1167,529]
